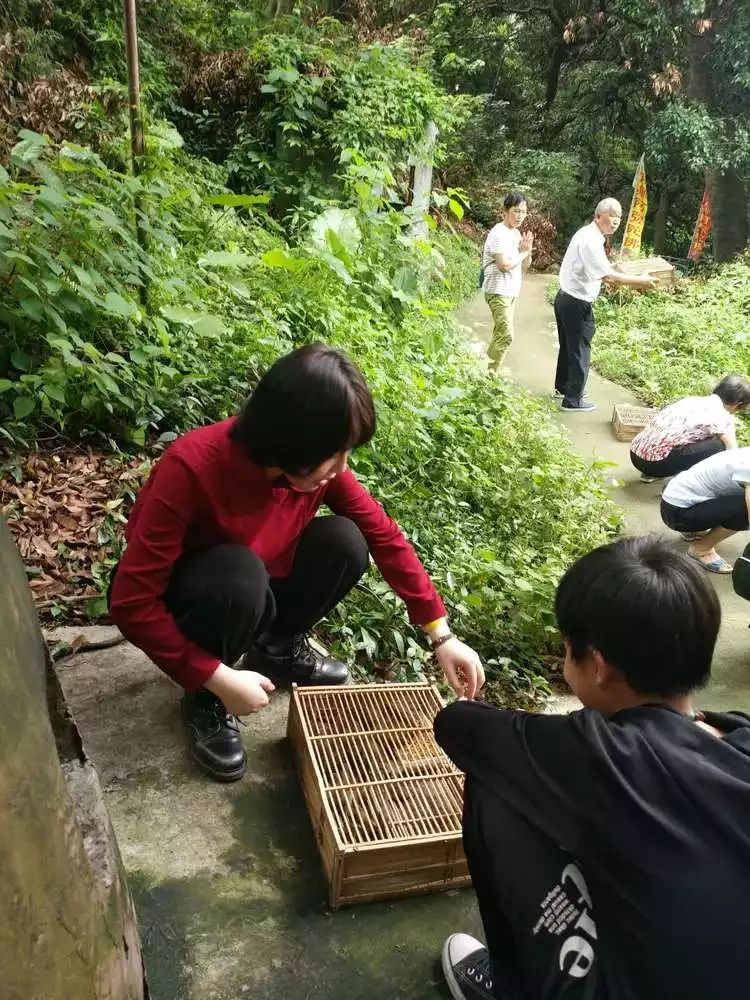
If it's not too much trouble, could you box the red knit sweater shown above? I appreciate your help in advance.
[109,419,445,690]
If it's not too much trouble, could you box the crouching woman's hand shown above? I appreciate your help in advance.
[433,637,485,699]
[204,663,275,716]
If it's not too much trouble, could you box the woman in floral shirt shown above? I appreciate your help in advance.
[630,376,750,484]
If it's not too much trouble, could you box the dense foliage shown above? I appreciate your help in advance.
[0,121,619,699]
[1,3,477,221]
[5,1,750,259]
[593,258,750,412]
[0,3,629,701]
[377,0,750,260]
[0,129,279,446]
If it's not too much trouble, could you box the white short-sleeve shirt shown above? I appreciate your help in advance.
[662,447,750,508]
[482,223,522,297]
[559,221,614,302]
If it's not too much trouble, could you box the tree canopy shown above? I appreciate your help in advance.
[3,0,750,257]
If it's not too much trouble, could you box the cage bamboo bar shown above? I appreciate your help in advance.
[288,682,470,908]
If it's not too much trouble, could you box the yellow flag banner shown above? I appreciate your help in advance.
[621,154,648,257]
[688,190,712,260]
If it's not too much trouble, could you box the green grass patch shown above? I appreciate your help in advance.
[593,258,750,407]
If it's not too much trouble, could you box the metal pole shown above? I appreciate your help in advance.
[122,0,144,169]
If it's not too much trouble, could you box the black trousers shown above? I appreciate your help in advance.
[554,291,596,407]
[112,516,370,670]
[630,438,724,479]
[661,496,749,534]
[464,779,601,1000]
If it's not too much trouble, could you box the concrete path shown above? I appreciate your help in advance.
[456,275,750,710]
[54,626,481,1000]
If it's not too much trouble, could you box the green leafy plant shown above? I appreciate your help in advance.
[0,119,621,701]
[593,258,750,431]
[0,128,286,447]
[214,23,478,224]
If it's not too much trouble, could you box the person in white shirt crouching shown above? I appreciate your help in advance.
[661,446,750,574]
[554,199,656,412]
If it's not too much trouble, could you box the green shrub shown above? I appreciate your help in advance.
[222,27,477,221]
[0,127,620,701]
[593,259,750,412]
[0,128,289,448]
[463,148,588,244]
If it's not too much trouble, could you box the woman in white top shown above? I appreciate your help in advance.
[481,192,533,371]
[631,376,750,483]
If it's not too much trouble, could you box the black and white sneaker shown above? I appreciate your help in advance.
[245,634,349,686]
[554,390,589,401]
[442,934,497,1000]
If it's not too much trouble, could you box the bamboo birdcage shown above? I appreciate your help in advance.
[288,682,470,909]
[615,255,677,287]
[611,403,656,442]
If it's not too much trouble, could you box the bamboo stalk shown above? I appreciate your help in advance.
[122,0,144,167]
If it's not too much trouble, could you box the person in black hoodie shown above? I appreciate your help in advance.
[436,535,750,1000]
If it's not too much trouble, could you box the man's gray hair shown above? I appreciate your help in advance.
[595,197,622,216]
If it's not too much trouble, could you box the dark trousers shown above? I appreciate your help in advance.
[554,291,596,407]
[112,516,369,670]
[630,438,725,479]
[661,495,749,534]
[464,779,602,1000]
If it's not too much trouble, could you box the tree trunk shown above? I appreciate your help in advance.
[652,184,670,255]
[0,516,147,1000]
[705,167,748,262]
[687,9,748,261]
[544,42,567,108]
[266,0,297,16]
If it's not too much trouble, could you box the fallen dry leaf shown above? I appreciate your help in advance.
[2,445,151,623]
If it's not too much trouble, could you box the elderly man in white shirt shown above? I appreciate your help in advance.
[554,198,656,412]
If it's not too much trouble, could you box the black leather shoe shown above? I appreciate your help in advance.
[248,634,349,686]
[180,690,246,782]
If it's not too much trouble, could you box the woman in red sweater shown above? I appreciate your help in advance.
[109,343,484,781]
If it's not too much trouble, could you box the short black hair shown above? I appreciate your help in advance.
[713,375,750,409]
[554,535,720,697]
[503,191,527,210]
[232,344,376,473]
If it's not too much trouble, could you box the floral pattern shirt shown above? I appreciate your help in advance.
[631,394,734,462]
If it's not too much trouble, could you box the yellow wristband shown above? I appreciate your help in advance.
[423,618,447,634]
